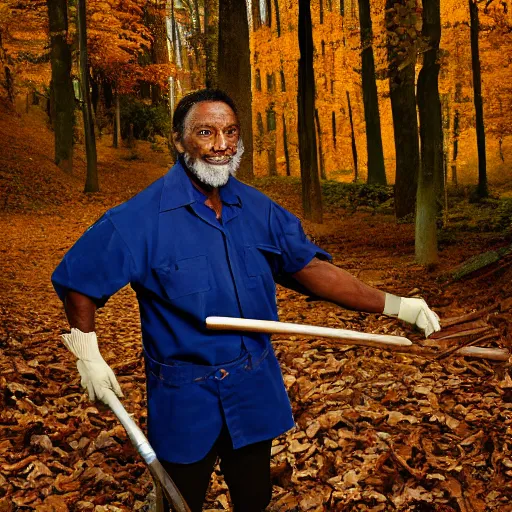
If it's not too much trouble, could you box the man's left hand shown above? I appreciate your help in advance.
[384,294,441,338]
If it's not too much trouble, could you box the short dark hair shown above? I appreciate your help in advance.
[172,89,238,139]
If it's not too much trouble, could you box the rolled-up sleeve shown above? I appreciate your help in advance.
[51,213,136,307]
[270,202,331,274]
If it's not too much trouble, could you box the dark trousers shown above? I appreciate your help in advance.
[161,426,273,512]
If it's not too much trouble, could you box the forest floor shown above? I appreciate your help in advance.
[1,99,512,512]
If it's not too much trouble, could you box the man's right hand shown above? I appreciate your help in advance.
[61,329,123,403]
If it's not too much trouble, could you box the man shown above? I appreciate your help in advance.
[52,89,440,511]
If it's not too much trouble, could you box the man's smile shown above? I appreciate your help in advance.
[204,155,232,165]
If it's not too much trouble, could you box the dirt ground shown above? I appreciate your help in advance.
[1,101,512,511]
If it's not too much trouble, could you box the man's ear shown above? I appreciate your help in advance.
[172,132,185,154]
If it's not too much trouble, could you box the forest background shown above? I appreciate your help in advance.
[1,0,512,511]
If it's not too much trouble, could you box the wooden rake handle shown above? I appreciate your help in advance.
[206,316,412,350]
[102,390,191,512]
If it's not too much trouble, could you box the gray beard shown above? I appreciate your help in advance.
[184,139,244,188]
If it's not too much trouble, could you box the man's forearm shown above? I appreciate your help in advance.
[291,258,385,313]
[64,291,97,332]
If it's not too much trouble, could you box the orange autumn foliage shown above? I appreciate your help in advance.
[0,0,178,95]
[251,0,511,186]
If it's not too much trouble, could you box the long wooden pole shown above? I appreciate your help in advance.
[205,317,509,361]
[206,316,412,349]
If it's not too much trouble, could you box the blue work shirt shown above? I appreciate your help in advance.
[52,160,331,463]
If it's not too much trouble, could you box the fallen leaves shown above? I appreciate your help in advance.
[1,105,512,510]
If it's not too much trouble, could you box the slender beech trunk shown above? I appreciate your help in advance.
[218,0,253,178]
[298,0,323,222]
[469,0,488,198]
[386,0,420,219]
[113,91,121,148]
[46,0,74,173]
[416,0,443,265]
[346,90,358,182]
[451,109,459,184]
[252,0,262,30]
[204,0,219,88]
[331,111,336,148]
[78,0,99,193]
[267,109,277,176]
[273,0,281,36]
[265,0,272,26]
[282,112,291,176]
[358,0,386,185]
[314,108,327,180]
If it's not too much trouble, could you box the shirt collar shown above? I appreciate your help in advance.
[159,158,242,212]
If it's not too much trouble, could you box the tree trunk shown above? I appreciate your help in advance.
[46,0,74,173]
[204,0,219,88]
[298,0,323,222]
[191,0,205,83]
[252,0,262,30]
[386,0,419,219]
[78,0,99,193]
[267,109,277,176]
[218,0,253,178]
[273,0,281,36]
[358,0,386,185]
[314,108,327,180]
[346,90,358,182]
[469,0,488,198]
[149,0,170,105]
[113,91,121,148]
[451,109,459,184]
[282,112,291,176]
[416,0,443,266]
[265,0,272,26]
[331,111,336,148]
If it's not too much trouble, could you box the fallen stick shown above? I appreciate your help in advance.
[440,304,497,328]
[205,317,510,361]
[434,332,499,361]
[454,346,509,361]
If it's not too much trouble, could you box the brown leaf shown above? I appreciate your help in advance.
[11,490,39,506]
[30,435,53,452]
[288,439,311,454]
[27,460,53,481]
[53,468,84,493]
[1,455,38,473]
[35,495,69,512]
[13,357,44,381]
[81,467,118,486]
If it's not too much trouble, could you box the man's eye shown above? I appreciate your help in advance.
[226,128,239,136]
[198,130,211,136]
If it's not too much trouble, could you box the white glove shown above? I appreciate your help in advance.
[61,328,123,403]
[383,293,441,338]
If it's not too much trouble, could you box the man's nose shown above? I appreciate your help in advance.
[213,132,228,151]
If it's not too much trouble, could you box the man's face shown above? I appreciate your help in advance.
[174,101,244,188]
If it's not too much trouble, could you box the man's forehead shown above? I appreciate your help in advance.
[185,101,239,127]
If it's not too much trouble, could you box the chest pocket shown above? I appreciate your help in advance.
[153,255,210,300]
[244,244,282,277]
